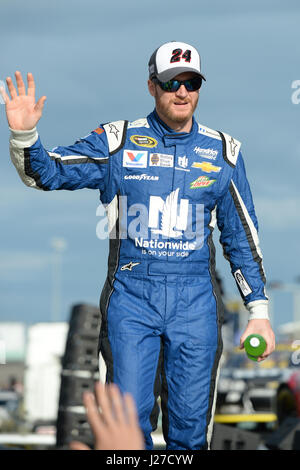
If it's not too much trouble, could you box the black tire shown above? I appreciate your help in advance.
[62,334,99,371]
[276,386,298,425]
[58,374,98,407]
[56,408,94,449]
[68,304,101,339]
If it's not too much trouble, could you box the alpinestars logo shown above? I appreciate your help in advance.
[229,137,237,156]
[109,123,119,140]
[121,261,140,271]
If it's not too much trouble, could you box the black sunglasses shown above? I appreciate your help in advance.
[152,76,202,92]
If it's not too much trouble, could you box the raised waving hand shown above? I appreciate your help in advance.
[0,71,46,131]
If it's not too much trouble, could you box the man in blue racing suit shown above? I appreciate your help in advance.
[2,41,275,450]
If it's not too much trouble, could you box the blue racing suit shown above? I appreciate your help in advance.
[9,109,269,450]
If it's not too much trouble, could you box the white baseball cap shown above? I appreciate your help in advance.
[148,41,206,82]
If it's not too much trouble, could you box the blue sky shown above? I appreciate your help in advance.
[0,0,300,331]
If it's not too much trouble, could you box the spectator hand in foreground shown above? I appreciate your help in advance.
[69,382,145,450]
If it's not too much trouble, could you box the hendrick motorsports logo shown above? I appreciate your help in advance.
[193,147,218,160]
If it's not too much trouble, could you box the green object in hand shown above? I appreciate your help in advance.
[244,334,267,361]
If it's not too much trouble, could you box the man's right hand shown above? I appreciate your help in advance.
[0,71,46,131]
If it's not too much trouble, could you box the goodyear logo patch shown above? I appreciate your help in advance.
[130,135,158,148]
[190,176,216,189]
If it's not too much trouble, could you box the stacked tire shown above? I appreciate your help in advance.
[55,304,101,449]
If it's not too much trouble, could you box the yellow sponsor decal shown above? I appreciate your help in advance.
[192,161,221,173]
[130,135,158,148]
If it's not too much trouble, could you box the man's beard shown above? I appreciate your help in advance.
[156,94,199,124]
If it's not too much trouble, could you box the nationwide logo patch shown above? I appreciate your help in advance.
[130,135,158,148]
[149,153,174,167]
[123,150,148,168]
[190,176,216,189]
[191,161,221,173]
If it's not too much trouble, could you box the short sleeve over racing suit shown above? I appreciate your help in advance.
[9,109,269,450]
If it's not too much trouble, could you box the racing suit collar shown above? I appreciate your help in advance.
[147,109,198,144]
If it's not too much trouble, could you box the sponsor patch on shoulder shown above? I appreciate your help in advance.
[197,125,222,140]
[130,135,158,148]
[127,118,150,129]
[93,127,104,135]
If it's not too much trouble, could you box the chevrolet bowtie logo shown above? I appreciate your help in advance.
[120,262,140,271]
[191,161,221,173]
